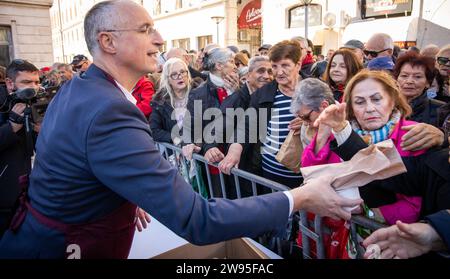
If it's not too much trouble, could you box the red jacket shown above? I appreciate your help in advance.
[132,76,154,118]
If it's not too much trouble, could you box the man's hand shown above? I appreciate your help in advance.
[288,117,302,135]
[135,207,151,232]
[9,103,26,133]
[290,176,363,220]
[401,123,444,151]
[182,144,201,160]
[363,220,443,259]
[204,147,224,163]
[313,103,347,131]
[218,143,242,175]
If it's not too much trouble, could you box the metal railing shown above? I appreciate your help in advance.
[156,141,385,259]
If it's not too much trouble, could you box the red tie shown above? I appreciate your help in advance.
[216,87,227,104]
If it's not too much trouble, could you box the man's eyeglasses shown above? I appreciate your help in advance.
[169,70,188,80]
[437,56,450,66]
[298,109,315,122]
[103,25,157,36]
[73,61,87,71]
[363,48,391,58]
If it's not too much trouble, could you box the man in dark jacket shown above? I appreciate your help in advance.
[0,59,40,237]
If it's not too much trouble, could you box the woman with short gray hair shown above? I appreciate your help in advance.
[291,78,335,149]
[202,47,239,95]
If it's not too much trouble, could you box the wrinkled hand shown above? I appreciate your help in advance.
[224,71,240,93]
[135,208,151,232]
[10,103,26,133]
[401,123,444,151]
[182,144,201,160]
[313,102,347,131]
[288,117,302,135]
[204,147,224,163]
[218,144,242,175]
[363,221,440,259]
[291,176,363,220]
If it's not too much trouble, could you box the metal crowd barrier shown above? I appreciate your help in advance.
[155,141,385,259]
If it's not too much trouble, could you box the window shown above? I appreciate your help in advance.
[172,38,190,51]
[176,0,183,9]
[161,41,167,52]
[154,0,161,15]
[197,35,212,50]
[288,4,322,28]
[0,26,13,67]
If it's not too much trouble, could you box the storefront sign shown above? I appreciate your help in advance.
[238,0,262,29]
[362,0,413,19]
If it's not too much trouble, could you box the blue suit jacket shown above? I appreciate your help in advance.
[0,65,289,258]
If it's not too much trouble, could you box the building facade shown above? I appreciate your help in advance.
[0,0,54,68]
[262,0,450,55]
[50,0,143,63]
[148,0,237,52]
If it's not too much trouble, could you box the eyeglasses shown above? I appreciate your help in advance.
[363,48,391,58]
[103,25,158,36]
[437,56,450,66]
[298,109,315,122]
[169,70,188,80]
[73,61,86,71]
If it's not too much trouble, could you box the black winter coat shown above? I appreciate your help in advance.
[0,86,33,209]
[409,92,446,127]
[149,91,178,143]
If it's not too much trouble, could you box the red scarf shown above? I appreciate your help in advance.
[216,87,227,104]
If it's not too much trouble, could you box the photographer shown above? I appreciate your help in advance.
[0,59,40,237]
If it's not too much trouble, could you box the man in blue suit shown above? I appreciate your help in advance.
[0,0,361,258]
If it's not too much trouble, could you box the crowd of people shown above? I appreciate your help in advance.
[0,0,448,259]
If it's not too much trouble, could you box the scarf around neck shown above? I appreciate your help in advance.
[209,73,233,95]
[351,110,401,144]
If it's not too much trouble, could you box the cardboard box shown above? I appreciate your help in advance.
[152,238,270,259]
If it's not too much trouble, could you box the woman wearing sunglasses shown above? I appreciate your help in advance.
[435,45,450,103]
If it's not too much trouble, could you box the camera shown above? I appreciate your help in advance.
[0,85,58,124]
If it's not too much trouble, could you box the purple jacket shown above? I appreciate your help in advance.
[301,118,426,225]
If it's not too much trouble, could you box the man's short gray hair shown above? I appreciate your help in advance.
[84,0,122,55]
[291,78,335,114]
[370,33,394,50]
[248,55,269,72]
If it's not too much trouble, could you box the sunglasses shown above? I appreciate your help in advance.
[437,56,450,66]
[363,48,390,58]
[73,61,86,71]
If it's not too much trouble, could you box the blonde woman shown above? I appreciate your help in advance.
[150,58,191,145]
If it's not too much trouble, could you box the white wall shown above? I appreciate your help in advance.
[154,2,226,50]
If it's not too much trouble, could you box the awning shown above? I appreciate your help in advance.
[238,0,262,29]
